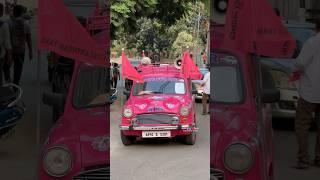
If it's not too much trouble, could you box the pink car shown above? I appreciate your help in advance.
[210,49,280,180]
[120,65,198,145]
[40,61,110,179]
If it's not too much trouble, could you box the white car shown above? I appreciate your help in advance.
[192,68,209,102]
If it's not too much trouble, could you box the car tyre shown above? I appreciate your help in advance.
[121,131,135,146]
[184,132,196,145]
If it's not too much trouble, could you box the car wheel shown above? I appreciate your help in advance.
[184,132,196,145]
[121,131,136,146]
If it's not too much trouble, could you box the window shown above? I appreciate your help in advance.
[73,64,108,108]
[211,53,244,103]
[133,77,186,96]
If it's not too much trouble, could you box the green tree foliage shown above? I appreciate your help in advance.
[110,0,209,58]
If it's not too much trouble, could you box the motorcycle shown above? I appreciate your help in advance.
[0,83,25,138]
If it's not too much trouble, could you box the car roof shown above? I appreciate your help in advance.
[139,65,184,78]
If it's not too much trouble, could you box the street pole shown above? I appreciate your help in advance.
[35,50,41,180]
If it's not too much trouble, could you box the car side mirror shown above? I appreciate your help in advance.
[261,89,280,103]
[42,92,65,108]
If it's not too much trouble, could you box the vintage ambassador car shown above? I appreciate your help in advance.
[40,61,110,179]
[210,49,280,180]
[120,64,198,145]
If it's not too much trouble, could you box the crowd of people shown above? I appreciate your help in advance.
[0,2,32,86]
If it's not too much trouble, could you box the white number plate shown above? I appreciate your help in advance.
[142,131,171,138]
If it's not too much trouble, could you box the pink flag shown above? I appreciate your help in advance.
[181,52,202,80]
[122,51,144,83]
[222,0,296,58]
[93,1,100,16]
[38,0,107,67]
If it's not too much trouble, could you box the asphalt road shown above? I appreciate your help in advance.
[274,120,320,180]
[110,81,210,180]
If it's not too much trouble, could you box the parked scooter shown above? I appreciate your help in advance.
[0,83,25,138]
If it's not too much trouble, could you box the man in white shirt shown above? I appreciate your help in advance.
[0,2,11,86]
[201,65,210,115]
[293,15,320,169]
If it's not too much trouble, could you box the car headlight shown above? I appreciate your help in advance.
[123,108,133,118]
[43,146,72,177]
[180,107,190,117]
[224,143,254,174]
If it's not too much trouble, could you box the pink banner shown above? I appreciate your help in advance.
[122,52,144,83]
[222,0,296,58]
[181,52,202,80]
[38,0,107,67]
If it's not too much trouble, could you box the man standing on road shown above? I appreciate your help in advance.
[0,3,11,86]
[112,63,120,88]
[201,65,210,115]
[293,15,320,169]
[7,5,32,85]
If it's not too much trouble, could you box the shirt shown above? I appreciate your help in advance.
[0,17,11,59]
[202,72,210,94]
[7,17,31,53]
[294,32,320,103]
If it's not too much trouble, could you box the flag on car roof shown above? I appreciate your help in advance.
[122,51,144,83]
[181,52,203,80]
[142,50,145,57]
[222,0,296,58]
[38,0,107,67]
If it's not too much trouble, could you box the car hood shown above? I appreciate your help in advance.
[48,107,109,168]
[76,108,109,167]
[211,105,258,166]
[126,95,188,114]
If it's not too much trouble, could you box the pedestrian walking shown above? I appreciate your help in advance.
[0,3,11,86]
[201,65,210,115]
[293,15,320,169]
[112,63,120,88]
[6,4,32,85]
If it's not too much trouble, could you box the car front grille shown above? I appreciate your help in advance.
[73,165,109,180]
[278,100,296,110]
[135,114,177,124]
[210,168,224,180]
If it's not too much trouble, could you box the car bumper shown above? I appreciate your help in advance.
[120,125,198,137]
[272,109,296,119]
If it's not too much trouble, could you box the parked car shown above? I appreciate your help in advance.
[261,59,298,119]
[120,64,198,145]
[210,49,280,180]
[40,62,110,179]
[192,68,209,102]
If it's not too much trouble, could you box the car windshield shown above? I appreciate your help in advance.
[130,60,140,67]
[73,64,108,108]
[133,77,186,96]
[200,68,209,76]
[211,53,244,103]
